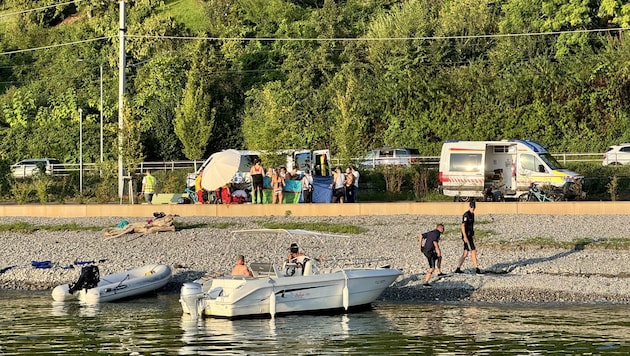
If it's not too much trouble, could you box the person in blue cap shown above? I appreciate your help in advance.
[455,200,482,274]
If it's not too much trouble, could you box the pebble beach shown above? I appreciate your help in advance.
[1,214,629,304]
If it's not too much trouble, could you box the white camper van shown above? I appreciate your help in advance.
[186,149,331,188]
[438,140,584,201]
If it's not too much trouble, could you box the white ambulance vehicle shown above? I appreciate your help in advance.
[438,140,583,201]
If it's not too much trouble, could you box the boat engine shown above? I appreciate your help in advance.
[68,265,100,294]
[180,282,204,319]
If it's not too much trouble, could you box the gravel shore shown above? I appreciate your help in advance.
[1,214,629,304]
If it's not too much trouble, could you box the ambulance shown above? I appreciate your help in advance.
[438,140,584,201]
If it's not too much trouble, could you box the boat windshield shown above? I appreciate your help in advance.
[539,153,563,170]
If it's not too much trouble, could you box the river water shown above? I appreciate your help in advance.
[0,290,628,355]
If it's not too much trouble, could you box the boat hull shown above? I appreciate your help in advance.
[181,267,401,318]
[52,264,172,303]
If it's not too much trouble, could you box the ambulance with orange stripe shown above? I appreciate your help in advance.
[438,140,584,201]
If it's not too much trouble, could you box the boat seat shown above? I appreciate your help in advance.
[208,287,223,299]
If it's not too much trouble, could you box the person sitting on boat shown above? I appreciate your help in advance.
[288,243,324,264]
[231,255,253,277]
[287,243,308,263]
[285,243,311,276]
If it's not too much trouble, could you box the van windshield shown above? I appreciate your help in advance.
[239,155,260,172]
[539,153,563,170]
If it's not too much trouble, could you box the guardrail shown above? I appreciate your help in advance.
[551,152,603,164]
[50,152,604,176]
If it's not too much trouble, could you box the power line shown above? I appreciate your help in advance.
[125,27,630,42]
[0,26,626,57]
[0,37,111,56]
[0,0,83,19]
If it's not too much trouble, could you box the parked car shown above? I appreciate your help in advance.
[360,148,420,168]
[602,144,630,166]
[11,158,63,178]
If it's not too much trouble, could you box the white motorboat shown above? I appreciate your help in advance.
[52,264,172,303]
[180,229,402,319]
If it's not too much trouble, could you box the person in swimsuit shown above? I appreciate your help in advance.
[249,159,264,204]
[271,168,285,204]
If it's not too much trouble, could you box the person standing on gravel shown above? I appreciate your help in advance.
[420,223,444,286]
[455,201,482,274]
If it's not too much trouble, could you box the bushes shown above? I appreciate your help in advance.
[358,165,440,201]
[566,162,630,200]
[5,159,630,203]
[1,162,192,204]
[0,159,12,197]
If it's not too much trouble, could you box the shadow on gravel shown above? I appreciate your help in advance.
[486,250,579,274]
[383,275,476,302]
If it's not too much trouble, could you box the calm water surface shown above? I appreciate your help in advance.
[0,290,628,355]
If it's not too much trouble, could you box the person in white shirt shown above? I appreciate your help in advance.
[330,167,345,203]
[301,170,314,203]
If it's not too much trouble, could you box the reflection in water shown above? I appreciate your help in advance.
[374,303,629,355]
[178,312,389,355]
[51,300,100,318]
[0,291,628,355]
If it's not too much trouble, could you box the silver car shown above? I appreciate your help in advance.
[11,158,62,178]
[602,144,630,166]
[360,148,420,168]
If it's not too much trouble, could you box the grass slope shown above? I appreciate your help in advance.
[161,0,210,34]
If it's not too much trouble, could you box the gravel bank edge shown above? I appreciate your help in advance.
[1,215,629,305]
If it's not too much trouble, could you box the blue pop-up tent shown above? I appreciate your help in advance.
[311,176,333,203]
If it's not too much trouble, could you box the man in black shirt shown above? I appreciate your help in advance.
[455,201,482,274]
[420,223,444,287]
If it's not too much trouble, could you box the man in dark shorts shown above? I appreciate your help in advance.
[249,159,264,204]
[420,223,444,287]
[455,201,482,274]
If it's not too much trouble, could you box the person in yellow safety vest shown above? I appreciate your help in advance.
[141,169,157,204]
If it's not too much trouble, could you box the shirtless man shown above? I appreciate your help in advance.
[231,255,253,277]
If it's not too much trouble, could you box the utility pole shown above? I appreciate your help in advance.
[78,108,83,194]
[118,0,126,202]
[100,64,103,165]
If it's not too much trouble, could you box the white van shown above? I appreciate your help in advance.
[438,140,584,200]
[186,149,331,187]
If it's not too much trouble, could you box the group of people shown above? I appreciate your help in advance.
[420,201,482,287]
[331,166,360,203]
[252,159,359,204]
[231,201,481,286]
[251,159,313,204]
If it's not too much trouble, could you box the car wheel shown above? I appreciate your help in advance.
[518,193,529,202]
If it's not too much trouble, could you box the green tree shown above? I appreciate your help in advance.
[174,41,216,160]
[133,55,186,160]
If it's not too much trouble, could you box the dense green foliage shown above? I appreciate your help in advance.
[1,0,630,167]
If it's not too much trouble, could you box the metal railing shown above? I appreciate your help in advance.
[551,152,603,165]
[48,152,604,176]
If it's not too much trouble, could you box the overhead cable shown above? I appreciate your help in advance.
[0,0,83,19]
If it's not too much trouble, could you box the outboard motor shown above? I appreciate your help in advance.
[180,282,205,320]
[68,265,100,294]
